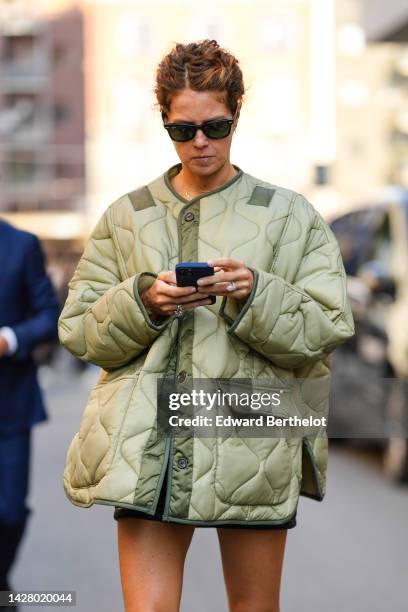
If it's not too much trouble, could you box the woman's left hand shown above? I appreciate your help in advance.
[196,258,254,300]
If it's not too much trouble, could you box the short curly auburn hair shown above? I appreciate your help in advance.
[154,39,246,118]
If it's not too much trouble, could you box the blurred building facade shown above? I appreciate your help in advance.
[361,0,408,192]
[81,0,338,224]
[0,0,407,246]
[0,1,86,294]
[0,6,85,214]
[333,0,408,218]
[80,0,408,223]
[0,3,86,216]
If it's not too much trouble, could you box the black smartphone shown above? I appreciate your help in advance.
[175,262,216,304]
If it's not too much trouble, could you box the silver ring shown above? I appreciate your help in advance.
[226,281,237,292]
[174,304,184,317]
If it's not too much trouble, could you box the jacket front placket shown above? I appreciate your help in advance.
[160,195,202,521]
[153,165,243,522]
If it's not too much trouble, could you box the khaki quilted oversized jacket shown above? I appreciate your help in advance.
[58,162,355,527]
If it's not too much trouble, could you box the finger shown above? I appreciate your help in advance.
[157,270,176,284]
[207,258,244,269]
[198,284,248,296]
[160,284,198,299]
[170,297,213,313]
[196,270,248,289]
[167,290,211,304]
[221,280,250,293]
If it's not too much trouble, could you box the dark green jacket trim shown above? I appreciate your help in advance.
[219,266,259,334]
[247,185,276,207]
[301,438,324,500]
[94,498,298,526]
[300,491,323,501]
[164,162,244,204]
[128,186,156,211]
[133,272,173,331]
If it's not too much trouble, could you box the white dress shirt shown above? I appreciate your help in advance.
[0,326,18,355]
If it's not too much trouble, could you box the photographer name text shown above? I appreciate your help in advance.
[168,415,327,427]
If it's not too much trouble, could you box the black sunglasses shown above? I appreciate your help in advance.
[162,109,237,142]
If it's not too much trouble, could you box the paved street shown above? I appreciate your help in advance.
[11,352,408,611]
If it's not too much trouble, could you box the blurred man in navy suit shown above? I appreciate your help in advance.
[0,219,59,601]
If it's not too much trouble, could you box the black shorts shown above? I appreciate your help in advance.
[113,462,297,530]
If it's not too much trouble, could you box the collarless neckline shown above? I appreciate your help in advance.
[163,162,243,204]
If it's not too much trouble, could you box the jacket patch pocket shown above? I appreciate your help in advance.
[69,375,138,489]
[215,437,292,506]
[213,378,299,506]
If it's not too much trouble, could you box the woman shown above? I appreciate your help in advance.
[58,40,355,612]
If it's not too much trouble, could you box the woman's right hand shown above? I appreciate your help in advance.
[140,270,213,320]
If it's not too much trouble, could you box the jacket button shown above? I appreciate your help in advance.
[184,211,195,222]
[176,370,187,383]
[177,457,188,469]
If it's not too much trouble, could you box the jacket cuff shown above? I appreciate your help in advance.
[133,272,172,331]
[219,266,259,332]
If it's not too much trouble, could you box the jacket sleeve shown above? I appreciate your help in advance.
[10,233,60,361]
[58,204,172,370]
[219,209,355,369]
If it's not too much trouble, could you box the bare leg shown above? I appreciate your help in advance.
[216,527,288,612]
[117,518,195,612]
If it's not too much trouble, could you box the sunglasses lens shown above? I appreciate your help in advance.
[167,125,196,142]
[165,119,233,141]
[204,120,231,139]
